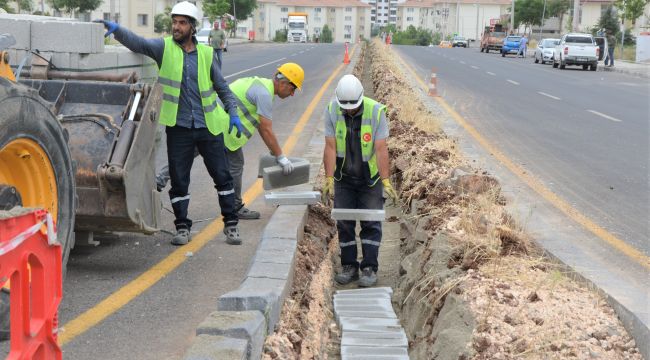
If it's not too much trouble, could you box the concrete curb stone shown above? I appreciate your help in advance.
[196,311,266,360]
[182,334,248,360]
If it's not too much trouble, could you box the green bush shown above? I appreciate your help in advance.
[391,25,432,46]
[274,28,288,42]
[321,25,333,43]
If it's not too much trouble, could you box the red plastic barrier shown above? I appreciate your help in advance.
[0,209,62,360]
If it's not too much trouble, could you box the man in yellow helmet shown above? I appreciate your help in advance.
[156,63,305,219]
[95,1,244,246]
[321,74,398,287]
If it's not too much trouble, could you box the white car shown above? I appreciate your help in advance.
[534,38,560,64]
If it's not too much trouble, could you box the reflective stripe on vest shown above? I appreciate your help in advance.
[223,77,274,151]
[158,37,223,135]
[329,97,386,186]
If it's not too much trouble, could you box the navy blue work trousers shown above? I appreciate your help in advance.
[334,177,384,272]
[166,126,238,230]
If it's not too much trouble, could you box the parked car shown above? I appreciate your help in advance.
[553,33,599,71]
[534,38,560,64]
[501,36,522,57]
[439,40,452,48]
[452,36,469,47]
[196,28,229,51]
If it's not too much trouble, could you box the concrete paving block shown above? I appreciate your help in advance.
[257,154,306,177]
[252,237,297,264]
[341,345,409,356]
[341,330,408,348]
[342,355,410,360]
[262,159,310,190]
[248,261,292,280]
[182,334,247,360]
[0,16,31,50]
[335,287,393,296]
[331,209,386,222]
[217,277,289,333]
[334,293,392,301]
[338,317,401,332]
[335,304,395,312]
[261,205,307,241]
[73,52,119,72]
[264,191,321,206]
[196,311,266,360]
[31,21,103,54]
[336,311,397,320]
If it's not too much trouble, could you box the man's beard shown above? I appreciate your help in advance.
[173,30,191,43]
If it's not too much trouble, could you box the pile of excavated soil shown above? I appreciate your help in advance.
[262,203,338,360]
[366,39,643,360]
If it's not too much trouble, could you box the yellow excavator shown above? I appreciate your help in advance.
[0,33,163,339]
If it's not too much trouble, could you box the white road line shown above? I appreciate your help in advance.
[537,91,561,100]
[487,71,496,76]
[460,61,466,64]
[299,51,305,54]
[471,65,479,69]
[587,110,622,122]
[225,57,287,79]
[507,79,520,85]
[291,53,298,56]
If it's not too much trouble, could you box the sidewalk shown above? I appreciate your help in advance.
[600,59,650,78]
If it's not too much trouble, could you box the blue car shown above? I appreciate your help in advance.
[501,36,522,57]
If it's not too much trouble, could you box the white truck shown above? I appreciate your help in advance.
[553,33,600,71]
[287,12,308,43]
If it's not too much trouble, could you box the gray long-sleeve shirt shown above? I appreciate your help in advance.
[113,27,237,129]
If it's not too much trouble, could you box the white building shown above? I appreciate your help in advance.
[255,0,372,42]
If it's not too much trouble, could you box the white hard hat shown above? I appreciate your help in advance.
[171,1,200,23]
[335,74,364,110]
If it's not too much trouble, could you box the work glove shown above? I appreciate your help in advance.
[321,176,334,204]
[229,114,244,138]
[382,178,398,206]
[276,155,294,175]
[93,19,119,37]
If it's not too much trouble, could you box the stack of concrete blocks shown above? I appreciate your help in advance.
[0,14,157,83]
[258,153,320,205]
[334,287,410,360]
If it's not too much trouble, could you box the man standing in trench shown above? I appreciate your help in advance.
[95,1,244,246]
[321,74,398,287]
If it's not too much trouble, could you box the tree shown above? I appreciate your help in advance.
[273,28,287,42]
[321,24,333,43]
[203,0,230,22]
[514,0,544,33]
[615,0,649,25]
[547,0,570,33]
[154,7,172,34]
[49,0,102,17]
[596,6,620,36]
[0,0,12,12]
[15,0,33,13]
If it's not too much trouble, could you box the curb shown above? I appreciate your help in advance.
[181,45,362,360]
[600,63,650,78]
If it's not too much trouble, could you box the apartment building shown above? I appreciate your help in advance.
[363,0,400,25]
[255,0,371,42]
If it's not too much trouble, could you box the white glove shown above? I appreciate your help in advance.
[276,155,294,175]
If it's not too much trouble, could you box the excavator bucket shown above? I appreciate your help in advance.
[18,77,163,238]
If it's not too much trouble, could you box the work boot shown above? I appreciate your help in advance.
[224,225,242,245]
[171,228,190,246]
[237,206,260,220]
[358,267,377,287]
[335,265,359,285]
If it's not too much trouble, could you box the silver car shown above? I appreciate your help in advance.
[534,38,560,64]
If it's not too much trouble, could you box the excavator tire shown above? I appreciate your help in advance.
[0,77,76,269]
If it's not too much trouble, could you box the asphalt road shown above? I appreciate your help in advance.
[54,42,346,360]
[394,45,649,256]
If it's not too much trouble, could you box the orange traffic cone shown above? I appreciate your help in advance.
[343,43,350,64]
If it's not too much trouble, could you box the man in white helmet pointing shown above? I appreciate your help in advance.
[94,1,245,246]
[322,74,398,287]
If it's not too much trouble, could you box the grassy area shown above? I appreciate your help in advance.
[620,45,636,62]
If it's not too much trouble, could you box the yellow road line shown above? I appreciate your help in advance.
[59,50,354,346]
[394,50,650,270]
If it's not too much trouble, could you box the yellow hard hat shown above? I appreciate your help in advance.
[277,63,304,90]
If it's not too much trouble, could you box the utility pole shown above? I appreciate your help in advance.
[232,0,237,38]
[530,0,546,41]
[475,4,479,42]
[110,0,115,22]
[572,0,579,31]
[511,0,515,33]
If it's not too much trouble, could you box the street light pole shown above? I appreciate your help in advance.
[232,0,237,38]
[511,0,515,33]
[539,0,546,41]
